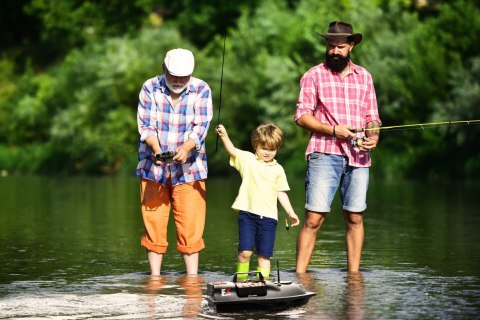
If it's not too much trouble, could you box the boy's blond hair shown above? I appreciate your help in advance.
[251,123,283,150]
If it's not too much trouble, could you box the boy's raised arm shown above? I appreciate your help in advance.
[215,124,237,157]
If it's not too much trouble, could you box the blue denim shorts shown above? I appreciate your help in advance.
[305,152,369,213]
[238,211,277,258]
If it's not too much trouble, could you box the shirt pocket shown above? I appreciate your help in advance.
[183,93,197,125]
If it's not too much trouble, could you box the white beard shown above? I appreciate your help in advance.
[165,78,189,94]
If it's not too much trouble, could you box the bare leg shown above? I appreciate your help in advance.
[238,250,253,263]
[296,211,326,273]
[148,251,164,276]
[237,251,252,279]
[257,255,270,269]
[257,255,271,278]
[183,252,199,275]
[343,211,364,272]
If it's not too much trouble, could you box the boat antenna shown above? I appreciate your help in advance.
[277,260,281,284]
[353,119,480,133]
[215,33,227,152]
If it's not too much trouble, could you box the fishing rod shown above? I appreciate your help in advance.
[348,119,480,147]
[215,33,227,152]
[352,120,480,133]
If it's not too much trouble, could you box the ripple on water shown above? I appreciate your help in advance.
[0,269,479,320]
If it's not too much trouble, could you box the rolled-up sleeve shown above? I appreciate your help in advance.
[364,74,381,125]
[137,82,157,142]
[294,73,317,122]
[185,84,213,149]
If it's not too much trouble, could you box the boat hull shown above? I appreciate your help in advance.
[206,279,315,312]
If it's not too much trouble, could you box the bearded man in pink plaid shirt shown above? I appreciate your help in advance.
[294,21,381,273]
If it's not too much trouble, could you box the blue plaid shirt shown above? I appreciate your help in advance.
[136,75,213,186]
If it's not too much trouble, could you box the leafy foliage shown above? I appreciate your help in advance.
[0,0,479,179]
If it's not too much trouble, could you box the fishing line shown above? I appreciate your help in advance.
[352,119,480,133]
[215,33,227,152]
[214,18,257,151]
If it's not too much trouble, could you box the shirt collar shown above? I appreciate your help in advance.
[157,75,194,95]
[255,153,278,166]
[348,61,360,74]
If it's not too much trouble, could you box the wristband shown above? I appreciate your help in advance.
[333,126,336,138]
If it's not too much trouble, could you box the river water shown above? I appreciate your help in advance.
[0,176,479,319]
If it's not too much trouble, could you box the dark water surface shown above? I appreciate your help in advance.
[0,176,479,319]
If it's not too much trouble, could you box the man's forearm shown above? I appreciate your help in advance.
[296,115,334,136]
[180,138,196,152]
[145,136,161,154]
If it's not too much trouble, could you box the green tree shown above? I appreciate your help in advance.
[1,0,479,179]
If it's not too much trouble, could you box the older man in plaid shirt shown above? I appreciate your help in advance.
[294,21,381,273]
[136,48,213,276]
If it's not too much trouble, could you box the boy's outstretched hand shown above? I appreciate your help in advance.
[288,212,300,227]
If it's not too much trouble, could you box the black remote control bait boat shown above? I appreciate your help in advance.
[206,271,315,312]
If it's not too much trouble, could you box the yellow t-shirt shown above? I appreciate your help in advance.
[230,149,290,220]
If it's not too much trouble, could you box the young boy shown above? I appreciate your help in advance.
[215,123,300,279]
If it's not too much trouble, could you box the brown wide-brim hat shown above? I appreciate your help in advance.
[317,21,362,45]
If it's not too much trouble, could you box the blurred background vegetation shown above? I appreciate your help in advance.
[0,0,479,179]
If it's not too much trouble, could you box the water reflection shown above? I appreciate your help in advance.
[297,270,366,319]
[296,271,318,293]
[145,274,204,319]
[343,272,365,320]
[295,271,323,318]
[146,275,167,318]
[178,275,204,318]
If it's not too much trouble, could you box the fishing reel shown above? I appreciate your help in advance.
[349,137,364,148]
[153,151,176,164]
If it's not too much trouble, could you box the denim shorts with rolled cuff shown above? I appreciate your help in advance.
[305,152,369,213]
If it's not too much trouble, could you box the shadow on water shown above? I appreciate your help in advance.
[0,176,479,319]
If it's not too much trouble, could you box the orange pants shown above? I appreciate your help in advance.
[140,178,206,254]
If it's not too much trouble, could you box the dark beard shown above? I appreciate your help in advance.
[325,51,350,73]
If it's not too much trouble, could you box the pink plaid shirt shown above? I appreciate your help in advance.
[294,61,381,167]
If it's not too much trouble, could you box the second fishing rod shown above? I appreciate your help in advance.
[347,119,480,147]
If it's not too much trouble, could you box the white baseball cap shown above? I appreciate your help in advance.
[164,48,195,76]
